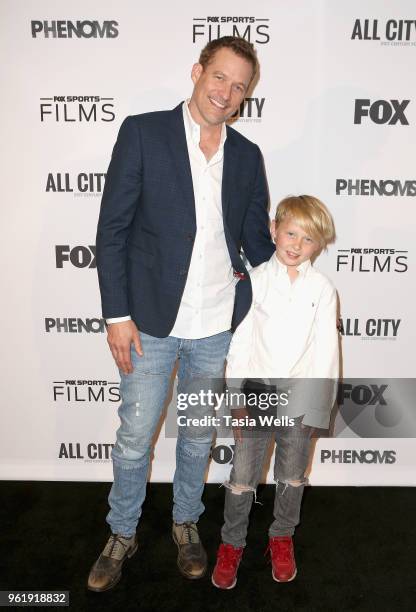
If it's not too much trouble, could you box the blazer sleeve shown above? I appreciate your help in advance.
[96,116,142,319]
[240,146,275,267]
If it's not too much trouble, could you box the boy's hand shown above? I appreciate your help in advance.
[232,406,250,443]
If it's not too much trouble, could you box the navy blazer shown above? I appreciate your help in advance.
[96,102,274,337]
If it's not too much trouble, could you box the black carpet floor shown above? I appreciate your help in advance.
[0,482,415,612]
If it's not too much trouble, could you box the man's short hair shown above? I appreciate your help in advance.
[274,195,336,249]
[198,36,258,80]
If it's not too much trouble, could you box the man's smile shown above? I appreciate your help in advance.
[208,96,227,110]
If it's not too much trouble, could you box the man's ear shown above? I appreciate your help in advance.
[191,63,203,85]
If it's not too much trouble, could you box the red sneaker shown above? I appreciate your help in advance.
[211,543,244,589]
[266,536,297,582]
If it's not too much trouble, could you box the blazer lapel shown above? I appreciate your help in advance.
[222,130,239,219]
[165,105,239,226]
[166,103,196,225]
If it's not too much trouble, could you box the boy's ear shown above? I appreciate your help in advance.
[270,219,276,242]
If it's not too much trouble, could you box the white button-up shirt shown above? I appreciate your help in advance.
[169,101,235,338]
[107,101,236,338]
[226,254,339,428]
[226,254,339,380]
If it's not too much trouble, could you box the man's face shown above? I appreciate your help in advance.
[271,217,321,268]
[189,47,253,126]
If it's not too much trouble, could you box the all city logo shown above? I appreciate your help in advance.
[46,172,106,196]
[232,97,265,122]
[31,20,119,38]
[59,443,114,460]
[339,318,401,339]
[40,96,115,123]
[354,99,410,125]
[336,248,408,273]
[351,18,416,45]
[192,16,270,44]
[53,380,120,402]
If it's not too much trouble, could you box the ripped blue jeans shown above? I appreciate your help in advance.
[221,416,312,547]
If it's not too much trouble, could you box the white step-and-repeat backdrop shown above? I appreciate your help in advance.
[1,0,415,485]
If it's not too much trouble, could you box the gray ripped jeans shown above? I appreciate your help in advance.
[221,416,312,547]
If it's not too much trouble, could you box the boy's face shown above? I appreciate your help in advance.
[271,217,321,269]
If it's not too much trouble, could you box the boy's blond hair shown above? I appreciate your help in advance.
[274,195,336,249]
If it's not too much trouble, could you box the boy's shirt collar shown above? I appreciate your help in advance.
[271,253,311,278]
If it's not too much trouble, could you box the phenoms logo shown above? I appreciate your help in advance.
[40,96,115,123]
[213,443,397,465]
[31,20,119,38]
[320,449,396,464]
[339,318,401,340]
[46,172,106,196]
[335,179,416,196]
[192,16,270,44]
[351,18,416,46]
[52,380,120,403]
[336,248,408,273]
[44,318,106,333]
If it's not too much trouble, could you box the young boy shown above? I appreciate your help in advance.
[212,195,339,589]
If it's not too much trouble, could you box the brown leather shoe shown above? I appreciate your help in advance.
[87,533,138,592]
[172,522,207,579]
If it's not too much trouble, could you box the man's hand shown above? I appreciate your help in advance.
[231,406,250,443]
[107,320,143,375]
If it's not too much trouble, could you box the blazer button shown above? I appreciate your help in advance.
[186,233,194,241]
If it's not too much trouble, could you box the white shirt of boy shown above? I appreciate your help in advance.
[226,253,339,427]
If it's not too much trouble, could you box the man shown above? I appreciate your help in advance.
[88,36,274,592]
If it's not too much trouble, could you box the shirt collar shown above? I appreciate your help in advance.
[182,99,227,150]
[270,253,311,278]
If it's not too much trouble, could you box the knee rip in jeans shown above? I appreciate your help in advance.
[275,477,309,495]
[222,480,262,505]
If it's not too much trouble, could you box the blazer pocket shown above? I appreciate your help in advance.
[128,246,155,269]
